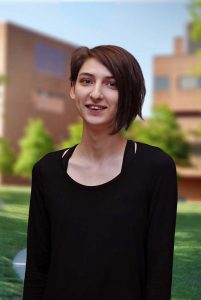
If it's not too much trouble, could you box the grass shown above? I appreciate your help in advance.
[0,185,30,300]
[0,186,201,299]
[172,202,201,300]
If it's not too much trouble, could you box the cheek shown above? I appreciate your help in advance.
[106,88,118,100]
[74,87,89,100]
[111,92,119,106]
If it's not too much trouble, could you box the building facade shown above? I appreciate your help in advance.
[0,22,79,184]
[153,25,201,201]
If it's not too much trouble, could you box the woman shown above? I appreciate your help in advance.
[23,45,178,299]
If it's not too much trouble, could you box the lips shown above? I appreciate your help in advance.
[85,104,107,110]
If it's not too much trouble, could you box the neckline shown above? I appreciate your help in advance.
[61,139,137,190]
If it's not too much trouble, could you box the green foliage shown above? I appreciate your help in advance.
[189,0,201,42]
[57,117,83,150]
[0,74,9,85]
[124,105,190,165]
[189,2,201,138]
[189,123,201,136]
[14,118,54,178]
[0,138,15,174]
[197,123,201,135]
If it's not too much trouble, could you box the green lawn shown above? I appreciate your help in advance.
[0,185,201,300]
[0,186,30,300]
[172,202,201,300]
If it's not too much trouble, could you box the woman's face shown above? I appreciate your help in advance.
[70,58,119,131]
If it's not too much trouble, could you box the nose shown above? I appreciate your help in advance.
[90,83,103,100]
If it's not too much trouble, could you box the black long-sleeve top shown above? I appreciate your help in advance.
[22,139,178,300]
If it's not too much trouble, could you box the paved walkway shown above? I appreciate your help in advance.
[12,248,27,281]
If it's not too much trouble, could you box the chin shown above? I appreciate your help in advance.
[85,120,113,131]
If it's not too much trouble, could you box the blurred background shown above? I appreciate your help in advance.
[0,0,200,299]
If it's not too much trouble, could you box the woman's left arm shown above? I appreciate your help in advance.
[145,154,178,300]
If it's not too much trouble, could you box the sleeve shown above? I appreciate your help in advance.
[145,155,178,300]
[22,162,51,300]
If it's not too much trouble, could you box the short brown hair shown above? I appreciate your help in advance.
[70,45,146,135]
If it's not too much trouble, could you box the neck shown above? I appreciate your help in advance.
[74,124,127,163]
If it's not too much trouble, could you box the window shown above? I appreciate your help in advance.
[178,76,201,89]
[33,89,65,113]
[154,77,170,90]
[37,90,48,102]
[35,42,66,77]
[37,89,65,100]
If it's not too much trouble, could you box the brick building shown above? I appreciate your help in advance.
[153,25,201,201]
[0,22,79,184]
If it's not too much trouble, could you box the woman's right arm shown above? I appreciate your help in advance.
[23,162,51,300]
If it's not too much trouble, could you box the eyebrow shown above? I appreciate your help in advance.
[78,72,115,79]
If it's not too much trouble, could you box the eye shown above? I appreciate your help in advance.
[79,78,93,85]
[106,80,117,89]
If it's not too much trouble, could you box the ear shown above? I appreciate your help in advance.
[70,83,76,100]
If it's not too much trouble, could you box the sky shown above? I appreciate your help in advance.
[0,0,190,117]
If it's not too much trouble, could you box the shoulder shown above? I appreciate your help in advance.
[32,148,69,174]
[136,141,176,173]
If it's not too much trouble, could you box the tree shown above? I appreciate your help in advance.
[123,105,190,166]
[57,117,83,150]
[14,118,54,178]
[0,138,15,174]
[198,123,201,135]
[189,0,201,43]
[0,75,15,176]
